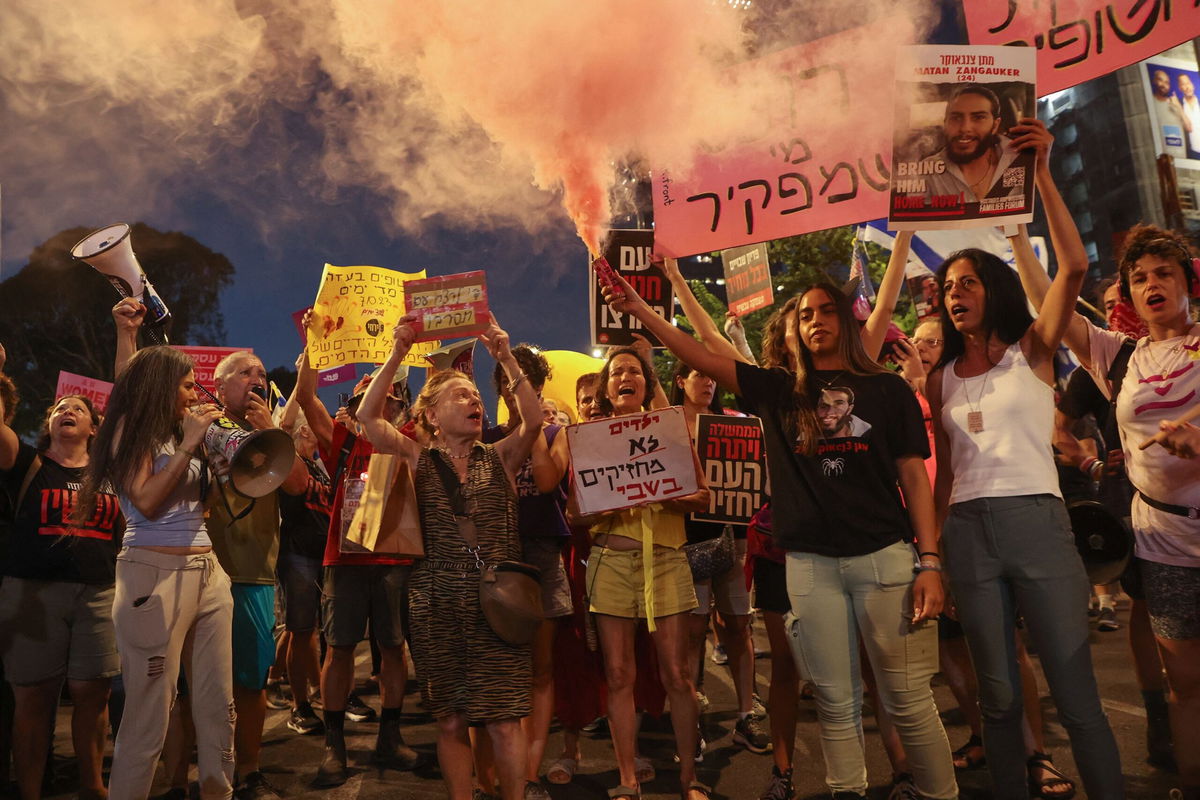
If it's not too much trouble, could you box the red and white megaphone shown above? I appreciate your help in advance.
[71,223,173,344]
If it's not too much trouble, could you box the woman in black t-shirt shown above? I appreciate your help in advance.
[0,392,122,800]
[604,279,957,800]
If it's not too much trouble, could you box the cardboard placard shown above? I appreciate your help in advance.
[55,371,113,414]
[693,414,768,525]
[721,244,773,317]
[307,264,438,370]
[403,271,491,342]
[589,229,674,348]
[173,345,253,387]
[888,45,1037,231]
[567,407,697,515]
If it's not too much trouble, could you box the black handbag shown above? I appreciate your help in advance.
[684,525,735,580]
[432,451,544,645]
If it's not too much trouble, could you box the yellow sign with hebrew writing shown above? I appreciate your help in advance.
[306,264,439,370]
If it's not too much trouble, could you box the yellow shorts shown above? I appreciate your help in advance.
[585,545,698,620]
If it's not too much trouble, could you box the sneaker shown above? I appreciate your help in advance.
[750,693,767,720]
[733,715,773,754]
[1097,606,1120,632]
[758,766,795,800]
[265,680,291,710]
[236,771,281,800]
[287,704,324,735]
[696,691,711,713]
[672,733,707,764]
[581,716,608,735]
[523,782,552,800]
[710,644,728,665]
[887,773,919,800]
[345,692,377,723]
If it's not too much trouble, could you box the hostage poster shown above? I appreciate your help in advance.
[888,45,1037,231]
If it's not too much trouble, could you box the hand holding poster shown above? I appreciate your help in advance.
[720,244,773,317]
[402,271,491,343]
[567,407,697,515]
[694,414,768,525]
[307,265,437,370]
[590,230,674,348]
[889,45,1037,232]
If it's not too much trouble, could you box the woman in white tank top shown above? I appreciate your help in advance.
[926,119,1123,799]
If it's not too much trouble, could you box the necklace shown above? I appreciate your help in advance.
[436,445,473,460]
[961,368,990,434]
[814,370,847,388]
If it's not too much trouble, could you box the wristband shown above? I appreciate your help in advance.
[508,373,528,394]
[1079,457,1099,477]
[918,551,941,560]
[913,561,943,574]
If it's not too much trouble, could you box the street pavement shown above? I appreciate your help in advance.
[47,599,1178,799]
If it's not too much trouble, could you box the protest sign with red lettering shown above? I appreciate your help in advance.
[694,414,768,525]
[567,407,697,515]
[721,244,773,317]
[55,371,113,414]
[403,271,491,343]
[173,345,252,387]
[651,19,912,257]
[889,45,1037,231]
[589,230,674,348]
[964,0,1200,97]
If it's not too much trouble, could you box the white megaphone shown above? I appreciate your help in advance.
[71,223,173,344]
[204,419,296,498]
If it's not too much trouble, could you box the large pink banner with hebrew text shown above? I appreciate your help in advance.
[652,21,909,257]
[964,0,1200,97]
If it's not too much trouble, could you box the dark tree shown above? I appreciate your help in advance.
[0,223,234,438]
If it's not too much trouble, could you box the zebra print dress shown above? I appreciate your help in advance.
[409,443,532,722]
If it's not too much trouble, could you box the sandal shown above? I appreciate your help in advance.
[546,756,577,785]
[1027,751,1076,800]
[952,734,987,770]
[634,755,656,784]
[608,785,640,800]
[683,780,713,800]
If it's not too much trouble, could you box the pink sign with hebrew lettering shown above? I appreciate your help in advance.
[964,0,1200,96]
[652,20,908,257]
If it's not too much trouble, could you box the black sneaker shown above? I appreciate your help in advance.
[887,773,920,800]
[1097,606,1120,632]
[265,680,292,711]
[287,704,324,735]
[734,715,772,754]
[758,766,795,800]
[345,692,377,723]
[236,771,281,800]
[523,781,552,800]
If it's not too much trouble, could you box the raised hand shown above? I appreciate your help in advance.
[112,297,147,333]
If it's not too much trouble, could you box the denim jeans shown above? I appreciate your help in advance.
[943,495,1124,800]
[786,539,957,798]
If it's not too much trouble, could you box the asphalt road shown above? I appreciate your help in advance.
[44,598,1178,799]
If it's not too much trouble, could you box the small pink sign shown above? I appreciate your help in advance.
[55,371,113,414]
[173,345,253,387]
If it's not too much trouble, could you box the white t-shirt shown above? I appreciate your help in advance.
[1086,323,1200,567]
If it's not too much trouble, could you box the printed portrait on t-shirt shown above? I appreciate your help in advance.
[818,387,873,440]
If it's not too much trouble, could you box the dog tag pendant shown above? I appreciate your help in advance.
[967,411,984,433]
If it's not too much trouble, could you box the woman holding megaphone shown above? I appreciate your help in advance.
[76,299,235,800]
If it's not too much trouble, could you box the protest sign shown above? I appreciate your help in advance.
[173,345,252,388]
[567,407,697,515]
[651,19,910,257]
[307,264,437,370]
[55,371,113,414]
[721,244,773,317]
[402,271,491,343]
[317,364,358,387]
[964,0,1200,97]
[888,45,1037,231]
[291,307,311,343]
[589,229,674,348]
[694,414,768,525]
[422,338,478,378]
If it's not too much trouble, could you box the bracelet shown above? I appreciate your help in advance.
[1088,459,1104,480]
[1079,457,1099,477]
[913,561,943,574]
[508,373,528,393]
[918,551,941,560]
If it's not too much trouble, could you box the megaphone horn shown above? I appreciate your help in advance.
[71,223,173,344]
[204,420,296,498]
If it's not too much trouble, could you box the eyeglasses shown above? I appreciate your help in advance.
[911,337,944,347]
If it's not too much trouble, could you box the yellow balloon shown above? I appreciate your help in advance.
[496,349,605,425]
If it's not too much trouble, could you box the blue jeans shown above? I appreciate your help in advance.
[786,540,957,798]
[943,495,1124,800]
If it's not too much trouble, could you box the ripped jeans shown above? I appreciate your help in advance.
[109,548,236,800]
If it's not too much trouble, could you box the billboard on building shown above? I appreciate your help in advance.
[1140,51,1200,222]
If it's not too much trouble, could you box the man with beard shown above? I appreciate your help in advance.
[817,387,871,439]
[1149,68,1192,158]
[921,84,1023,204]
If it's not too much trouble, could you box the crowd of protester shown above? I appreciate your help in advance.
[1,114,1199,800]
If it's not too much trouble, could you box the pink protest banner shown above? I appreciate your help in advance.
[652,20,909,257]
[292,307,312,344]
[173,345,253,388]
[318,364,358,387]
[55,372,113,414]
[964,0,1200,97]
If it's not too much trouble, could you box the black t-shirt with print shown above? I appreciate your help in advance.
[279,458,333,561]
[735,362,927,557]
[1,442,122,584]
